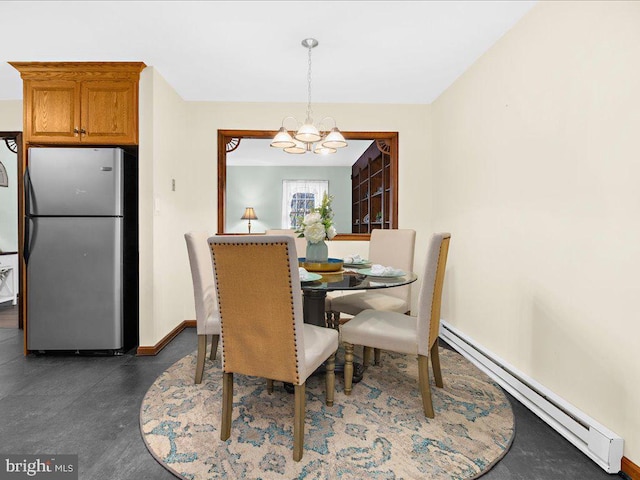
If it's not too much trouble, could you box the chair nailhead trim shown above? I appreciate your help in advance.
[285,244,301,384]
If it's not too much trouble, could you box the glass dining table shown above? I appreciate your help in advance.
[300,267,418,383]
[301,268,418,327]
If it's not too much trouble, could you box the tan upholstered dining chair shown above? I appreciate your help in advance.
[209,235,339,462]
[328,228,416,364]
[185,231,221,384]
[342,232,451,418]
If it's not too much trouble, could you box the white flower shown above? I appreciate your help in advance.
[305,223,326,243]
[295,193,336,244]
[303,212,322,225]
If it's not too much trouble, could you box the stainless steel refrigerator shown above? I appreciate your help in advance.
[25,147,136,352]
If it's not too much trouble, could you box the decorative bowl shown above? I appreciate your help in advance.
[320,272,344,282]
[298,257,344,272]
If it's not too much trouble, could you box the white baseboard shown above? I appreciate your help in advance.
[439,320,623,474]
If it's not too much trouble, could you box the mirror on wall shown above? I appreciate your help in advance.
[217,130,398,240]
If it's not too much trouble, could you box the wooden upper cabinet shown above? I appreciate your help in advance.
[81,80,137,144]
[10,62,146,145]
[25,79,80,143]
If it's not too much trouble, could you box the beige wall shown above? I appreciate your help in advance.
[0,100,21,130]
[138,67,190,346]
[431,0,640,461]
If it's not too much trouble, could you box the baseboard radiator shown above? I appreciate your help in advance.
[439,320,623,474]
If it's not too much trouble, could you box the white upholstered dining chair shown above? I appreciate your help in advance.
[185,231,221,384]
[265,229,306,258]
[208,235,339,462]
[342,232,451,418]
[328,228,416,364]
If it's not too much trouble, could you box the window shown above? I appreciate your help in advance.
[282,180,328,229]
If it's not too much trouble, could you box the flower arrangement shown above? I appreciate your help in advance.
[296,192,337,244]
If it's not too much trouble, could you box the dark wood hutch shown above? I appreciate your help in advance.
[351,140,394,233]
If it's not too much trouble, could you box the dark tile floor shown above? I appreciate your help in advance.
[0,303,19,329]
[0,323,619,480]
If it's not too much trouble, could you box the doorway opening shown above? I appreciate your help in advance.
[0,132,22,329]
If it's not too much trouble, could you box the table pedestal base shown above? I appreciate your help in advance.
[302,289,327,327]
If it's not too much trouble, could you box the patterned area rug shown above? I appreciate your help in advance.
[140,348,514,479]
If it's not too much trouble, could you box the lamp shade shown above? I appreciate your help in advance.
[294,122,322,143]
[314,143,337,155]
[321,127,348,149]
[241,207,258,220]
[270,127,295,148]
[284,140,307,154]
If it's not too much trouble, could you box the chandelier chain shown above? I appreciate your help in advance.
[306,42,313,123]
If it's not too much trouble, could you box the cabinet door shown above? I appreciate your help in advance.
[81,80,138,145]
[24,79,81,144]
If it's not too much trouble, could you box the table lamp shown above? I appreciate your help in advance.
[241,207,258,233]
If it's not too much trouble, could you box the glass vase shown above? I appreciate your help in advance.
[305,239,329,263]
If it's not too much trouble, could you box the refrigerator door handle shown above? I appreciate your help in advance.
[24,168,32,264]
[24,217,32,265]
[24,167,31,216]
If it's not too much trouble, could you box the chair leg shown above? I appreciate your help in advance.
[221,372,234,440]
[418,355,435,418]
[344,342,354,395]
[326,310,340,330]
[363,346,373,367]
[325,353,336,406]
[430,340,444,388]
[293,383,306,462]
[374,348,381,365]
[195,334,207,384]
[210,334,220,361]
[266,379,274,394]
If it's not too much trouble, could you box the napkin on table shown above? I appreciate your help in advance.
[370,264,403,276]
[343,254,363,264]
[299,267,311,281]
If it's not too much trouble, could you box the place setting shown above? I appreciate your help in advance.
[341,254,371,269]
[358,264,406,277]
[342,254,406,279]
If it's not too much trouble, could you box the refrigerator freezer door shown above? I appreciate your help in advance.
[27,147,123,216]
[27,217,123,351]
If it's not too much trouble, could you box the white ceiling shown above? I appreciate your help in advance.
[0,1,536,104]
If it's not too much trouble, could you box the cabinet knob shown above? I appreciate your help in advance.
[80,128,86,136]
[73,128,79,136]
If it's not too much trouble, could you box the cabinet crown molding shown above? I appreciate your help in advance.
[9,62,147,80]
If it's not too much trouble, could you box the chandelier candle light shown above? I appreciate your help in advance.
[270,38,348,155]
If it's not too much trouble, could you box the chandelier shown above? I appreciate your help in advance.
[270,38,348,155]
